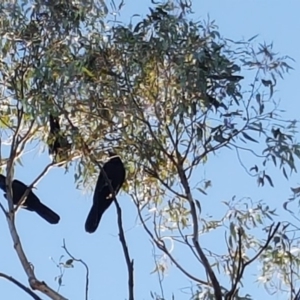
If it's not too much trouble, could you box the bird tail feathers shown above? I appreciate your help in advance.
[85,197,113,233]
[34,202,60,224]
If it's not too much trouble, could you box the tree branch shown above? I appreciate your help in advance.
[62,239,90,300]
[2,210,67,299]
[2,121,67,299]
[55,112,134,300]
[0,272,42,300]
[225,222,280,300]
[176,161,223,300]
[114,200,135,300]
[133,196,210,286]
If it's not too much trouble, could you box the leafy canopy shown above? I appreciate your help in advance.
[0,1,299,299]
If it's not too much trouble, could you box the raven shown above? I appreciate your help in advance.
[85,152,126,233]
[47,114,71,164]
[0,174,60,224]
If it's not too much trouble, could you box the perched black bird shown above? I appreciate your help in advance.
[47,114,71,164]
[0,175,60,224]
[85,152,126,233]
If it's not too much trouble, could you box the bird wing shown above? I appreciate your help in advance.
[12,180,40,208]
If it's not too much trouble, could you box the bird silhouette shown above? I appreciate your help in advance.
[47,114,71,164]
[85,152,126,233]
[0,174,60,224]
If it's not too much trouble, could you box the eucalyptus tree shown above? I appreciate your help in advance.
[0,1,299,299]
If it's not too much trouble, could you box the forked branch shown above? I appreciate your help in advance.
[225,222,280,300]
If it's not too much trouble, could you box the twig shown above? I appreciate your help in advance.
[133,196,209,286]
[244,222,280,267]
[177,221,203,264]
[0,272,42,300]
[294,288,300,300]
[62,239,90,300]
[151,243,165,299]
[14,162,56,212]
[226,227,244,300]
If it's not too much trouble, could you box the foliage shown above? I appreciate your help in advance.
[0,0,299,299]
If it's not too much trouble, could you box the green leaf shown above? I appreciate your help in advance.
[196,187,207,196]
[264,174,274,187]
[241,132,258,143]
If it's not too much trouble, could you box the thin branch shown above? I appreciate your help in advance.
[54,110,135,300]
[2,207,67,299]
[235,148,256,177]
[133,196,209,286]
[0,272,42,300]
[0,202,6,215]
[293,287,300,300]
[13,162,56,212]
[151,243,165,299]
[176,162,223,300]
[114,200,135,300]
[226,227,244,300]
[62,239,90,300]
[225,222,280,300]
[2,111,67,300]
[244,222,280,267]
[143,166,186,199]
[176,220,202,264]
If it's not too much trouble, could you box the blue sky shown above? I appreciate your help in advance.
[1,1,300,299]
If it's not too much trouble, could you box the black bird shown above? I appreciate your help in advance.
[0,175,60,224]
[47,114,71,164]
[85,152,126,233]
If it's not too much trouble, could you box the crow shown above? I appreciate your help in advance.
[85,152,126,233]
[47,114,71,164]
[0,174,60,224]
